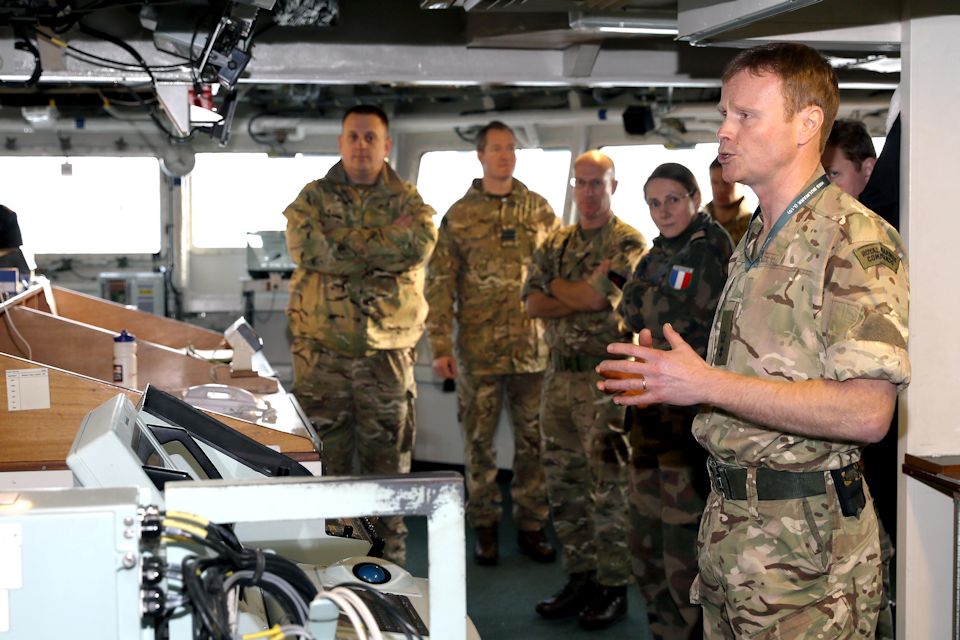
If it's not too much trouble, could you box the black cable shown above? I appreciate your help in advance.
[68,22,193,141]
[246,111,283,146]
[31,27,188,72]
[163,515,320,638]
[0,25,42,88]
[77,22,155,83]
[181,556,231,640]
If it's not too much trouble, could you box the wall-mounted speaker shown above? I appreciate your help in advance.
[622,105,656,136]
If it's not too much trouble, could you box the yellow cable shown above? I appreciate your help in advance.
[166,510,211,526]
[161,519,208,540]
[50,37,68,48]
[242,624,284,639]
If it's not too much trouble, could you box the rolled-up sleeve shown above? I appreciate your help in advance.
[822,228,910,391]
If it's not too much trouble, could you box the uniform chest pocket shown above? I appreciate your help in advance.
[746,264,822,322]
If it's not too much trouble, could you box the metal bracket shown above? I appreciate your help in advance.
[165,471,467,639]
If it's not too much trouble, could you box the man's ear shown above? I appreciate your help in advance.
[861,156,877,181]
[797,105,824,147]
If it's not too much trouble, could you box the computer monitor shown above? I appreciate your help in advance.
[66,394,178,508]
[138,385,308,481]
[67,386,312,504]
[67,389,382,563]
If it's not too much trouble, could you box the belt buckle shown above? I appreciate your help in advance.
[707,457,727,497]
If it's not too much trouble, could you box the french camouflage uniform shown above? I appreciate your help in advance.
[425,178,560,531]
[706,197,753,246]
[691,177,910,638]
[284,161,437,565]
[523,214,647,587]
[618,211,734,640]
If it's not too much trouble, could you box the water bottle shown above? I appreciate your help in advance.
[113,330,138,389]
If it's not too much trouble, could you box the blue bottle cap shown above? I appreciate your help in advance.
[114,329,136,343]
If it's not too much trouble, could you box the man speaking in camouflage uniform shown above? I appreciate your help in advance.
[284,105,437,566]
[425,121,559,566]
[599,43,910,638]
[524,150,646,630]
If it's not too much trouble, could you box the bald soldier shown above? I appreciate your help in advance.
[599,43,909,638]
[284,105,437,566]
[524,150,647,631]
[426,121,559,566]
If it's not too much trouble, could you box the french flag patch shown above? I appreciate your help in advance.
[669,266,693,290]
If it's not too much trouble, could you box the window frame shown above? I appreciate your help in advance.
[415,145,572,226]
[0,154,165,258]
[186,151,340,252]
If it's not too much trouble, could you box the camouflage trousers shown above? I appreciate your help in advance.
[629,405,708,640]
[458,370,550,531]
[540,368,631,586]
[875,515,894,640]
[693,474,883,639]
[291,339,416,566]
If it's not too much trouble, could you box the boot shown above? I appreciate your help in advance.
[517,528,557,563]
[578,584,628,630]
[535,571,597,619]
[473,526,498,566]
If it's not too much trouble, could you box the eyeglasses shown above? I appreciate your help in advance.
[569,177,609,191]
[646,193,692,210]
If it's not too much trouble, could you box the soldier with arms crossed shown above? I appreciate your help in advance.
[284,105,437,566]
[524,150,647,630]
[598,43,910,638]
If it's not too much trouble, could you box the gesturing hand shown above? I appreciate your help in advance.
[596,323,713,407]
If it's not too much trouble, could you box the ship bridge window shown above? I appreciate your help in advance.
[1,156,161,254]
[601,137,884,245]
[189,153,338,249]
[417,148,570,227]
[600,143,745,246]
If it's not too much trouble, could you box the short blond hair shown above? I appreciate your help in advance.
[722,43,839,151]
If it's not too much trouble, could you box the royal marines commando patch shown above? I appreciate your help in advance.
[853,243,900,272]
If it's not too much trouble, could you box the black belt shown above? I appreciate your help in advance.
[706,457,861,501]
[551,353,604,373]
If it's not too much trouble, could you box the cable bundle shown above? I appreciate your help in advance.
[157,511,318,640]
[151,511,425,640]
[318,583,425,640]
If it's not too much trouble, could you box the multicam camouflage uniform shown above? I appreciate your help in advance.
[691,180,911,638]
[284,161,437,565]
[618,211,734,640]
[705,197,753,246]
[523,214,646,587]
[425,178,559,530]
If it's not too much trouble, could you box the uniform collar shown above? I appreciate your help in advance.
[325,161,405,193]
[467,177,530,200]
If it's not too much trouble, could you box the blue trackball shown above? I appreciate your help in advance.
[353,562,391,585]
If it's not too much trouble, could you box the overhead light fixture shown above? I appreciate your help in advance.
[677,0,822,45]
[569,11,678,36]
